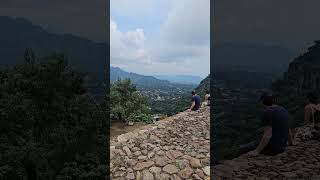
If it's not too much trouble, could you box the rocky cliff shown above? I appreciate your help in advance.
[195,74,210,96]
[273,40,320,97]
[110,106,210,180]
[212,140,320,179]
[285,41,320,94]
[211,41,320,179]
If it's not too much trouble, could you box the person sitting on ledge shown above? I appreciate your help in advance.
[187,90,201,112]
[240,92,289,157]
[291,92,320,143]
[304,92,320,129]
[204,90,211,106]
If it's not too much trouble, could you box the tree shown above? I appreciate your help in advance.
[110,79,152,124]
[0,49,108,179]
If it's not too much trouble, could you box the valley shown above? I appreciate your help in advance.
[111,66,199,116]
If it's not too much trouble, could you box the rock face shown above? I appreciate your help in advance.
[273,40,320,96]
[110,106,210,179]
[195,74,210,96]
[212,140,320,179]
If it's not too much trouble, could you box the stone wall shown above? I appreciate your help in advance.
[110,106,210,180]
[212,140,320,179]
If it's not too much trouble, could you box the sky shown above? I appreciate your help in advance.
[214,0,320,52]
[110,0,210,78]
[1,0,319,77]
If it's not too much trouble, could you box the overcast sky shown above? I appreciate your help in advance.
[214,0,320,52]
[0,0,108,42]
[110,0,210,78]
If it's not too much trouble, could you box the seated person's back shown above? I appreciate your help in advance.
[305,92,320,128]
[262,105,289,155]
[245,92,289,157]
[204,90,210,106]
[192,94,201,110]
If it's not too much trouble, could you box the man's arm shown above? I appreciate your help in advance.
[255,126,272,153]
[247,126,272,156]
[188,101,195,111]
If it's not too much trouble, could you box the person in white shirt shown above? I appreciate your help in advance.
[203,90,210,106]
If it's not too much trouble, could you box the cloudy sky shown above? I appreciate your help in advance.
[214,0,320,51]
[110,0,210,78]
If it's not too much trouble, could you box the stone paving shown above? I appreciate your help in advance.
[110,106,210,180]
[212,140,320,180]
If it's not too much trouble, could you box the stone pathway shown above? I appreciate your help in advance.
[110,106,210,180]
[212,140,320,179]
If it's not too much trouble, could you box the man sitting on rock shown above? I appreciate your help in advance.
[187,91,201,111]
[242,92,289,156]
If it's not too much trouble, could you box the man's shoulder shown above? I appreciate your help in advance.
[277,105,289,114]
[305,104,314,110]
[194,95,200,99]
[262,106,286,118]
[265,105,287,112]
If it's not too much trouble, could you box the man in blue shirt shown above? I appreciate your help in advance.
[188,91,201,111]
[247,92,289,156]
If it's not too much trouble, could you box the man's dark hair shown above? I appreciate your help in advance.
[307,92,319,104]
[260,92,274,106]
[206,90,209,94]
[192,91,196,95]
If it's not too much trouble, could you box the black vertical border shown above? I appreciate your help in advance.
[106,0,111,177]
[210,0,215,172]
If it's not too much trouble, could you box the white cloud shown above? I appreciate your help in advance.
[161,0,210,45]
[152,0,210,75]
[111,0,156,16]
[110,19,152,67]
[110,0,210,77]
[123,28,146,47]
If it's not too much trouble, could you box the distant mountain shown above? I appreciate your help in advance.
[271,40,320,128]
[0,16,107,83]
[213,43,298,74]
[213,71,277,89]
[154,75,203,85]
[195,74,210,96]
[110,67,174,88]
[273,40,320,101]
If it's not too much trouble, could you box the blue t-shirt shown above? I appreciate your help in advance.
[261,105,289,155]
[192,95,201,110]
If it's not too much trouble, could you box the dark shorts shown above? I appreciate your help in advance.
[192,107,199,111]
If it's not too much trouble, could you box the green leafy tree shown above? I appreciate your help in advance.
[0,49,108,179]
[110,79,151,123]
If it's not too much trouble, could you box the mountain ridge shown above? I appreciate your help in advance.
[0,16,107,83]
[213,43,298,74]
[154,75,203,85]
[110,66,173,88]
